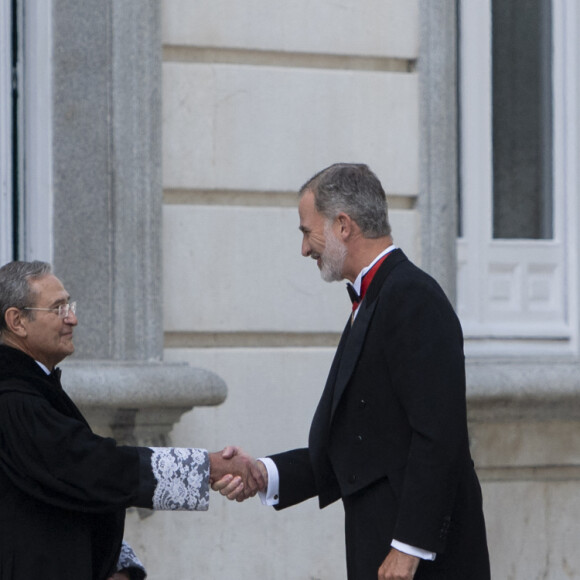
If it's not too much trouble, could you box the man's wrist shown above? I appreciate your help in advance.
[391,539,436,561]
[256,459,268,488]
[257,457,280,505]
[208,451,224,482]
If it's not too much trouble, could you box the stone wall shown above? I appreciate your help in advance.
[124,1,421,578]
[44,0,580,577]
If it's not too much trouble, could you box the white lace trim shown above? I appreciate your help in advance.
[149,447,210,511]
[117,541,146,575]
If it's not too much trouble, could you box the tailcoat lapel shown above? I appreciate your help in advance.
[329,249,407,420]
[330,299,378,417]
[309,320,351,450]
[310,250,408,444]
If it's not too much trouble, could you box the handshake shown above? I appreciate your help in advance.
[209,446,268,501]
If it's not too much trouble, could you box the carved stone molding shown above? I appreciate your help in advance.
[62,360,227,445]
[467,359,580,422]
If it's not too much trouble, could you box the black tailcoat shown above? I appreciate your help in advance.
[270,250,490,579]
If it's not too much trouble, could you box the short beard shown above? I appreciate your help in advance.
[320,222,347,282]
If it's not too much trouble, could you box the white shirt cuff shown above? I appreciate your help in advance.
[256,456,436,563]
[391,540,436,561]
[257,457,280,505]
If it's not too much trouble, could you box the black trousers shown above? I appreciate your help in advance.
[342,474,490,579]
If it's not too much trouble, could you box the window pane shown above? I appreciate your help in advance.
[492,0,552,239]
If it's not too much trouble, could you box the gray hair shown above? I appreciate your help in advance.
[0,261,52,333]
[299,163,391,238]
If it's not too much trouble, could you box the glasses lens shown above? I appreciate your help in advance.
[59,302,77,318]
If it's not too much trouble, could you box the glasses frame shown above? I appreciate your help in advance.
[23,301,77,319]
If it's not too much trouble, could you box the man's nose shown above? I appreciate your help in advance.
[301,239,310,257]
[65,312,78,326]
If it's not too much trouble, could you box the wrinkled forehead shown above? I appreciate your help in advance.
[28,274,70,305]
[299,190,321,222]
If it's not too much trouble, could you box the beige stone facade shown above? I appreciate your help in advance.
[3,0,580,578]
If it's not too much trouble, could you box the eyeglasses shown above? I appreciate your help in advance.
[23,301,77,319]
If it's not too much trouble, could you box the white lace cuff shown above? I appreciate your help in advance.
[149,447,210,511]
[116,541,146,575]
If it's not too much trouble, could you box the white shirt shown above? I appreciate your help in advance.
[351,244,397,298]
[258,245,436,561]
[350,245,397,321]
[36,361,51,375]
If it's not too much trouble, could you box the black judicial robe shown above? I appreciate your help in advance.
[0,345,209,580]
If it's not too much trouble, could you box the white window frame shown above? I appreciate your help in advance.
[0,0,53,264]
[22,0,54,262]
[457,0,579,357]
[0,0,13,265]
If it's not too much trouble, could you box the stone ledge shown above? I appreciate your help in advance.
[466,360,580,421]
[59,360,227,445]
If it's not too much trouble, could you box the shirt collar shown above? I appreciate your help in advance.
[35,360,51,375]
[351,245,397,295]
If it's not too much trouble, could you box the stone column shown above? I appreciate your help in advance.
[417,0,458,305]
[50,0,225,443]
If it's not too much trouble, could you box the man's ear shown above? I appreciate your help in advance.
[4,307,28,337]
[336,212,354,240]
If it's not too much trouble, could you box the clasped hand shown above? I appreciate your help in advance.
[209,446,268,501]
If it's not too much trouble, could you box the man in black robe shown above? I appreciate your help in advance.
[0,260,263,580]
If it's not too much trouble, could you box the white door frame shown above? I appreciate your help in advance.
[21,0,54,262]
[0,0,53,264]
[0,0,13,265]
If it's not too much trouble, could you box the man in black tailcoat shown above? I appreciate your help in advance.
[217,163,490,580]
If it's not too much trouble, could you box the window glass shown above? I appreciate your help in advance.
[492,0,552,239]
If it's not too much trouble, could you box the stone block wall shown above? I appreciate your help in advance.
[123,1,421,578]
